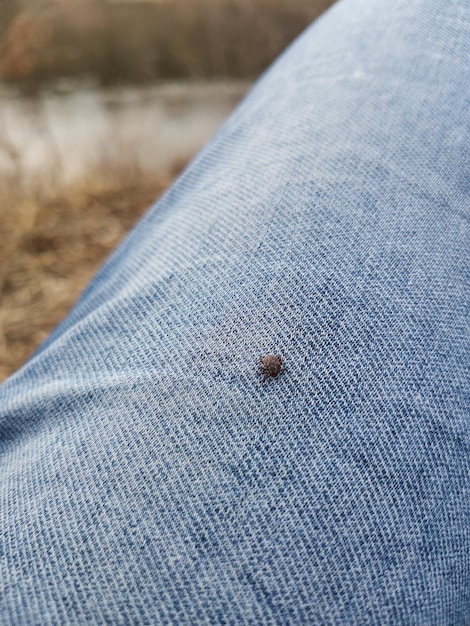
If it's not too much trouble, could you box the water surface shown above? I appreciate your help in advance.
[0,80,250,183]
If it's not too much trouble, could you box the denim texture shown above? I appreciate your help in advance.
[1,0,469,623]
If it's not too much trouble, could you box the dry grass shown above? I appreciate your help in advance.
[0,163,183,382]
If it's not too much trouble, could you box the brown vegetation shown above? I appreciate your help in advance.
[0,0,335,87]
[0,163,183,381]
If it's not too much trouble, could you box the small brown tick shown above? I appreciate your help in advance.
[258,354,285,382]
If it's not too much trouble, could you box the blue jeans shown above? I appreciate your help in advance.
[1,0,469,623]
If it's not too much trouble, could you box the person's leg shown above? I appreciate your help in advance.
[1,0,469,623]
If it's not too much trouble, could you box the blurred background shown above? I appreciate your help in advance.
[0,0,336,381]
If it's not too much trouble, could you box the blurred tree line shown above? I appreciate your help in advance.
[0,0,335,88]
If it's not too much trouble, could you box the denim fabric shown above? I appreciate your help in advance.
[1,0,469,623]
